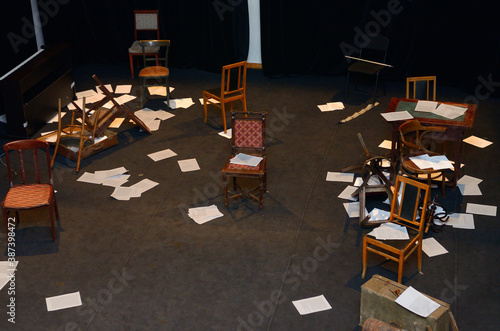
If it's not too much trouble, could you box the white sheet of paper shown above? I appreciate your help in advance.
[463,135,493,148]
[414,100,438,112]
[46,292,82,312]
[395,286,441,318]
[378,140,392,149]
[218,129,232,139]
[0,114,7,123]
[101,174,130,187]
[367,208,391,221]
[199,97,220,104]
[446,213,475,229]
[433,104,467,119]
[466,203,497,216]
[338,185,358,201]
[0,261,18,291]
[115,85,132,94]
[148,148,177,162]
[148,86,168,96]
[77,172,102,184]
[178,158,200,172]
[96,84,113,93]
[109,117,125,129]
[75,89,98,99]
[369,222,409,240]
[154,111,175,121]
[422,237,448,257]
[115,94,137,104]
[326,172,354,183]
[188,205,224,224]
[169,98,195,109]
[343,202,368,218]
[94,167,128,180]
[230,153,263,167]
[130,179,159,195]
[292,295,332,315]
[381,111,414,122]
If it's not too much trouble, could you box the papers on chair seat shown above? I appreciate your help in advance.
[414,100,438,112]
[422,237,448,257]
[381,111,414,122]
[368,222,409,240]
[395,286,441,318]
[188,205,223,224]
[230,153,263,167]
[409,154,452,170]
[292,295,332,315]
[318,102,344,112]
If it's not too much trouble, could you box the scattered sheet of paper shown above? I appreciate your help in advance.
[169,98,195,109]
[199,97,220,104]
[178,158,200,172]
[75,89,98,99]
[378,140,392,149]
[381,111,414,122]
[446,213,475,229]
[457,175,482,196]
[188,205,223,224]
[338,185,358,201]
[96,84,113,93]
[463,135,492,148]
[326,172,354,183]
[0,261,18,291]
[466,203,497,216]
[367,208,391,222]
[230,153,263,167]
[94,167,128,181]
[395,286,441,318]
[343,202,367,218]
[101,174,131,187]
[109,117,125,129]
[115,85,132,94]
[414,100,438,112]
[148,148,177,162]
[218,129,232,139]
[422,237,448,257]
[0,114,7,123]
[433,104,467,119]
[318,102,344,112]
[46,292,82,312]
[292,295,332,315]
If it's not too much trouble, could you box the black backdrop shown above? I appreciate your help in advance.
[3,0,500,94]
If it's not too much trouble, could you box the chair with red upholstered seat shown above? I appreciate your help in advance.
[2,139,59,241]
[221,111,267,209]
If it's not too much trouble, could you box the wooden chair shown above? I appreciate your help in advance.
[221,111,267,209]
[203,61,247,133]
[345,35,390,102]
[128,10,160,78]
[2,139,60,241]
[138,40,171,108]
[406,76,437,101]
[362,175,431,283]
[398,119,447,196]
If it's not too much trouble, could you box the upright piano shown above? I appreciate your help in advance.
[0,43,75,138]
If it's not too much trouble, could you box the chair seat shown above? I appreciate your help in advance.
[139,66,169,78]
[402,152,444,174]
[204,87,244,100]
[348,61,385,75]
[222,156,266,175]
[128,40,159,54]
[3,184,52,209]
[367,226,420,251]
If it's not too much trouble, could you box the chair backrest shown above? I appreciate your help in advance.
[3,140,53,187]
[134,10,159,40]
[359,35,389,63]
[399,119,447,155]
[140,40,170,68]
[221,61,247,98]
[406,76,437,101]
[231,111,267,156]
[389,175,430,233]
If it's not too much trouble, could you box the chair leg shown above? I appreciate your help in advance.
[242,96,247,112]
[203,94,208,123]
[129,53,135,78]
[398,254,404,283]
[221,102,227,134]
[222,173,229,207]
[362,238,367,279]
[259,176,264,209]
[166,79,170,107]
[418,243,423,272]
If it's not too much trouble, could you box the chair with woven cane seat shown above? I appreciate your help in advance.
[221,111,267,209]
[398,119,448,196]
[2,139,60,241]
[362,175,431,283]
[138,40,171,108]
[128,10,160,78]
[203,61,247,134]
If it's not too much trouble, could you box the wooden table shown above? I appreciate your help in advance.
[384,97,476,187]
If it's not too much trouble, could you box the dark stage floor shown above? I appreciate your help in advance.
[0,62,499,330]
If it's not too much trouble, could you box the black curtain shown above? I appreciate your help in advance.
[260,0,500,94]
[40,0,249,72]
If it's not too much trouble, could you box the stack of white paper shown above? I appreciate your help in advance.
[230,153,263,167]
[368,222,409,240]
[395,286,441,318]
[410,154,453,170]
[169,98,195,109]
[317,102,344,112]
[188,205,223,224]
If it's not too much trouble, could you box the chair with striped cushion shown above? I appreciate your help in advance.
[221,111,267,209]
[2,140,60,241]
